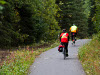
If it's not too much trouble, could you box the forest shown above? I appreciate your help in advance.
[0,0,100,48]
[0,0,100,75]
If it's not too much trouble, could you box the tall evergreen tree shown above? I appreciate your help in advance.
[0,0,60,47]
[87,0,96,35]
[94,0,100,32]
[57,0,88,38]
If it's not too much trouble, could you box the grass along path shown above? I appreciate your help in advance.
[78,37,100,75]
[0,41,60,75]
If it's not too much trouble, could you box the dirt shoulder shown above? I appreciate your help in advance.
[0,43,52,66]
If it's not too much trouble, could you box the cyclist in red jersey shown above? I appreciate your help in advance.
[59,29,69,56]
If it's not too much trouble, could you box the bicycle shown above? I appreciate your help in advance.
[62,44,66,60]
[72,33,76,45]
[58,44,68,59]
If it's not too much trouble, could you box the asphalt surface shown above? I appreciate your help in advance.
[29,39,91,75]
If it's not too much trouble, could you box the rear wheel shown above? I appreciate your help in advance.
[73,36,75,45]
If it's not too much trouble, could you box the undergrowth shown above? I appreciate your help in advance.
[0,40,60,75]
[78,34,100,75]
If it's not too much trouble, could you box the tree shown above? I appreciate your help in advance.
[57,0,88,38]
[0,0,60,47]
[87,0,96,35]
[94,0,100,32]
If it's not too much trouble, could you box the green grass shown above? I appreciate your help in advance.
[0,40,60,75]
[78,37,100,75]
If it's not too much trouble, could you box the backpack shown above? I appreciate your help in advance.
[58,45,63,52]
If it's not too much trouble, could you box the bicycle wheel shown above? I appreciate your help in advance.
[73,36,75,44]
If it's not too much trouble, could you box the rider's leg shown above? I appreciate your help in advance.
[65,43,68,56]
[61,42,64,53]
[73,36,75,43]
[61,42,63,45]
[71,32,73,41]
[75,33,77,41]
[71,35,74,45]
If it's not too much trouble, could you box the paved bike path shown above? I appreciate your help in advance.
[29,39,91,75]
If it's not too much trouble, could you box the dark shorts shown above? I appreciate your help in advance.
[71,32,77,40]
[61,42,68,53]
[71,32,77,37]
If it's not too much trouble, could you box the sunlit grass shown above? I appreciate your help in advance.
[78,37,100,75]
[0,41,60,75]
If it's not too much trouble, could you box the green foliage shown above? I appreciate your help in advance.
[2,0,100,47]
[0,41,59,75]
[85,0,100,35]
[83,0,91,18]
[57,0,89,38]
[0,0,6,14]
[93,31,100,42]
[0,0,6,5]
[87,0,96,35]
[83,0,100,36]
[78,34,100,75]
[0,50,35,75]
[0,6,4,14]
[94,0,100,32]
[0,0,60,47]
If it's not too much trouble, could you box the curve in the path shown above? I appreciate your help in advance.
[29,39,91,75]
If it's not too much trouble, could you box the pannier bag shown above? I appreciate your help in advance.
[58,45,63,52]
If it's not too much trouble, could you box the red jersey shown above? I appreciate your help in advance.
[60,32,69,43]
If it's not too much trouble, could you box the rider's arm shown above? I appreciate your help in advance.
[59,36,61,41]
[67,33,69,41]
[68,36,69,41]
[59,33,62,42]
[76,28,78,33]
[69,27,71,32]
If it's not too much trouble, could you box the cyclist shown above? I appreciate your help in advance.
[69,24,78,43]
[59,29,69,57]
